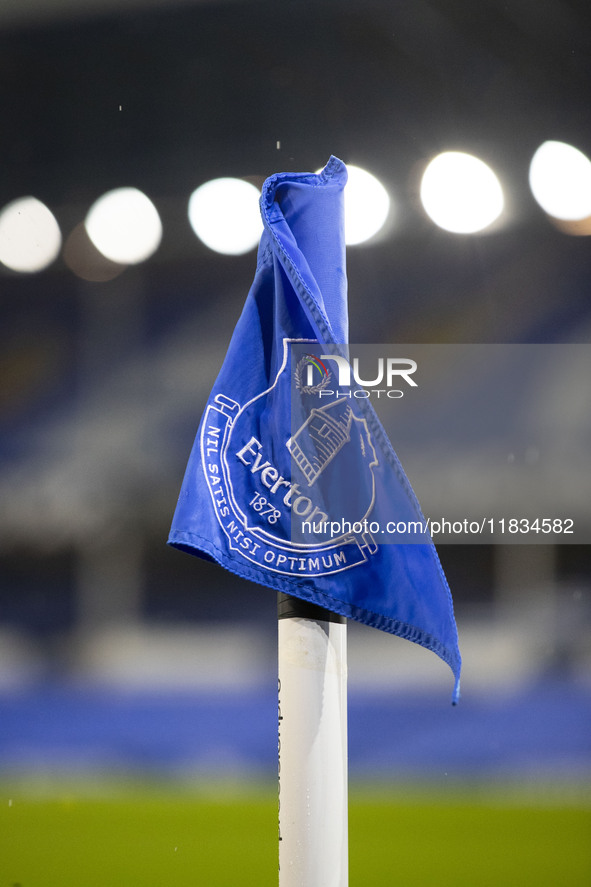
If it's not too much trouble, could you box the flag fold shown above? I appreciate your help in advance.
[168,156,461,702]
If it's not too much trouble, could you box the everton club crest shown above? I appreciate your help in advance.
[200,339,379,578]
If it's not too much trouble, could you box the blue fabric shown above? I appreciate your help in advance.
[168,157,461,702]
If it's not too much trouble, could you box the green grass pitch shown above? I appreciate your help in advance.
[1,783,589,886]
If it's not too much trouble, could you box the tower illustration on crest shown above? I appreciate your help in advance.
[286,399,354,486]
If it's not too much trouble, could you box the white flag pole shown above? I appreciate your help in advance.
[278,593,348,887]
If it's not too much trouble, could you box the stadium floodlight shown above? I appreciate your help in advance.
[85,187,163,265]
[0,196,62,273]
[188,177,262,255]
[420,151,504,233]
[343,164,391,245]
[529,140,591,222]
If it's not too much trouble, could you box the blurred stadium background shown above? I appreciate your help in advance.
[0,0,590,884]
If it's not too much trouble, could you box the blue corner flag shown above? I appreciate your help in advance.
[169,156,461,702]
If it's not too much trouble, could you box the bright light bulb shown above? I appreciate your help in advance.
[85,187,162,264]
[343,165,391,245]
[529,141,591,221]
[0,196,62,273]
[188,178,262,255]
[420,151,504,234]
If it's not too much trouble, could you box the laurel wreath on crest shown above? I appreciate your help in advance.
[294,356,332,394]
